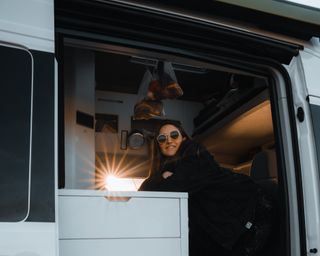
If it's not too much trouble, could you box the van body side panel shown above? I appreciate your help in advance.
[0,223,57,256]
[0,48,57,255]
[300,47,320,97]
[287,54,320,254]
[0,0,54,52]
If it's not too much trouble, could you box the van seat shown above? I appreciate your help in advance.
[250,150,278,198]
[250,150,282,256]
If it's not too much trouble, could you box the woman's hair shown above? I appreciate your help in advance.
[148,119,190,177]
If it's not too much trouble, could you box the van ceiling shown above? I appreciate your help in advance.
[95,50,256,102]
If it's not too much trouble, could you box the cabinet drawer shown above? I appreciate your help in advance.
[59,238,181,256]
[59,195,181,239]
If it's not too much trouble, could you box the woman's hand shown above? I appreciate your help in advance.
[162,171,173,179]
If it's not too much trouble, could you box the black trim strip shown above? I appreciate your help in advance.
[117,0,320,40]
[55,0,301,64]
[27,50,55,222]
[55,34,66,189]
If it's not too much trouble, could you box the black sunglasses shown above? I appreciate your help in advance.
[157,130,181,144]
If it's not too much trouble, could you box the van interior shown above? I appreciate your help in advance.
[61,39,276,189]
[59,38,283,255]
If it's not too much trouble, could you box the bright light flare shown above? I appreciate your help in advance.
[105,174,145,191]
[89,134,152,191]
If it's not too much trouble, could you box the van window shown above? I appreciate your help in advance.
[310,103,320,172]
[61,45,274,190]
[0,45,33,221]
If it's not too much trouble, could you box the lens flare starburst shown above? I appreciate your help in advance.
[93,136,150,191]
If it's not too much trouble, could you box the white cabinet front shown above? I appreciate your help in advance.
[60,238,181,256]
[59,195,181,239]
[58,190,188,256]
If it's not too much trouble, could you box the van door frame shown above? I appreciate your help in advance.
[56,28,306,255]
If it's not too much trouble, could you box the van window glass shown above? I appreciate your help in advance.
[0,45,32,221]
[310,103,320,172]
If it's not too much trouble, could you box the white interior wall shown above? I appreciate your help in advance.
[64,48,95,189]
[96,91,138,132]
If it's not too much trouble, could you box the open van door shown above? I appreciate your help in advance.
[0,1,56,256]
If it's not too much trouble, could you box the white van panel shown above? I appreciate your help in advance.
[215,0,320,26]
[309,96,320,106]
[0,0,54,52]
[300,50,320,97]
[0,223,56,256]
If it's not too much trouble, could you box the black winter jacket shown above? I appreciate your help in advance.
[139,140,261,251]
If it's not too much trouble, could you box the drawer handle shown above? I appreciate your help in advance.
[104,196,131,202]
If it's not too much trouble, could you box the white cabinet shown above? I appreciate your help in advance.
[58,189,188,256]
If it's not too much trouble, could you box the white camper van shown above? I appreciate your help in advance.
[1,0,320,256]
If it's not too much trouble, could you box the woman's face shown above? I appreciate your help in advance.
[157,124,185,157]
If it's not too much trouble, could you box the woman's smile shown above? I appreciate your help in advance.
[164,144,177,153]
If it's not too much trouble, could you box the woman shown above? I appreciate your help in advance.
[139,120,274,256]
